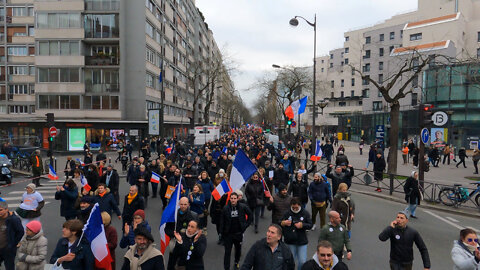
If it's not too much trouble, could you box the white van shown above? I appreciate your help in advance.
[193,126,220,145]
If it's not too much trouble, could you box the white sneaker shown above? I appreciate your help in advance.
[311,224,316,231]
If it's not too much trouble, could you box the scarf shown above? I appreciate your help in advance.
[98,191,106,197]
[127,192,137,204]
[291,206,301,214]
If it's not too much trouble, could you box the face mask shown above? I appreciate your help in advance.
[219,173,224,177]
[291,206,301,214]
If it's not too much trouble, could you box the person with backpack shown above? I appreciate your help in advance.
[403,171,422,219]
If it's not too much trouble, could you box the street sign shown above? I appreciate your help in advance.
[432,111,448,126]
[291,121,297,128]
[375,125,385,141]
[49,126,57,137]
[421,128,429,144]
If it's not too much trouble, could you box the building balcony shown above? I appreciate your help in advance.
[85,0,120,11]
[85,82,119,93]
[85,55,119,66]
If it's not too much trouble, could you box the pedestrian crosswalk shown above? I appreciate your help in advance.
[1,180,63,208]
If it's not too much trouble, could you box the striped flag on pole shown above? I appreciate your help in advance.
[48,164,58,180]
[151,171,160,184]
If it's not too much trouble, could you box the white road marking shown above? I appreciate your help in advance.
[445,216,459,223]
[423,210,464,230]
[2,195,55,201]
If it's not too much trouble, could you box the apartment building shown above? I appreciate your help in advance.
[316,0,480,145]
[0,0,233,150]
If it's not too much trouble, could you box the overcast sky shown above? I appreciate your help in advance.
[195,0,418,108]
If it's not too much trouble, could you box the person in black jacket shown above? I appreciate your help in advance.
[326,165,350,197]
[378,211,431,270]
[288,172,309,208]
[168,219,207,270]
[240,224,295,270]
[281,197,313,270]
[122,185,145,227]
[136,165,151,207]
[308,173,332,230]
[94,183,122,219]
[127,158,140,185]
[101,164,120,205]
[456,147,468,168]
[55,179,78,220]
[301,240,349,270]
[165,197,198,240]
[85,164,99,191]
[64,156,76,179]
[121,226,165,270]
[373,151,386,192]
[273,163,289,193]
[219,192,253,270]
[96,149,107,165]
[0,201,24,270]
[335,151,349,166]
[403,171,421,219]
[245,173,265,233]
[323,141,334,163]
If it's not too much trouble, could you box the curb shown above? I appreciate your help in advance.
[351,188,480,219]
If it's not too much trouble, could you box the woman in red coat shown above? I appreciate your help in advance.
[100,212,118,270]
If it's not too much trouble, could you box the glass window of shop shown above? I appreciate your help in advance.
[85,128,126,151]
[0,127,41,147]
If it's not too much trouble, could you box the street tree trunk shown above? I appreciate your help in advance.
[387,101,400,174]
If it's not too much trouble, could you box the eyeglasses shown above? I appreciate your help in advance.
[319,253,333,257]
[467,238,479,243]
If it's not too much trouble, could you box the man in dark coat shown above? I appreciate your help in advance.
[165,197,197,239]
[94,183,121,219]
[267,184,292,225]
[121,227,165,270]
[168,220,207,270]
[373,151,386,192]
[273,163,289,193]
[30,149,43,186]
[323,141,334,163]
[96,149,107,165]
[301,240,349,270]
[101,164,120,205]
[122,185,145,227]
[0,201,24,270]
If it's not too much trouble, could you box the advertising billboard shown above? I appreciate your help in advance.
[68,128,86,151]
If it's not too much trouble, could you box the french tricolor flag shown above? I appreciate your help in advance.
[48,165,58,180]
[229,149,258,192]
[83,203,113,270]
[285,96,308,120]
[222,146,228,154]
[310,139,323,161]
[159,183,181,254]
[151,171,160,184]
[212,179,231,201]
[81,174,91,192]
[76,158,85,166]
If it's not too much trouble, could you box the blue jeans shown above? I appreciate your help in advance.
[404,198,418,217]
[287,244,307,270]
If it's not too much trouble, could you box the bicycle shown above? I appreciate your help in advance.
[438,182,480,208]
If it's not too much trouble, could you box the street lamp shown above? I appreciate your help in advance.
[289,14,316,138]
[318,99,328,115]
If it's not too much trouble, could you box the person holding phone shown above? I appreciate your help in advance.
[379,211,430,270]
[451,228,480,269]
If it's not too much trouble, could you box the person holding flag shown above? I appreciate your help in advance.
[50,219,95,270]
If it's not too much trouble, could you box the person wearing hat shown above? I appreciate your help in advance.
[0,200,24,270]
[17,183,45,230]
[55,179,79,220]
[373,150,386,192]
[308,173,332,230]
[77,195,95,224]
[379,211,430,270]
[101,164,120,205]
[121,226,165,270]
[120,209,151,249]
[16,220,48,270]
[101,212,118,270]
[267,183,292,226]
[168,219,207,270]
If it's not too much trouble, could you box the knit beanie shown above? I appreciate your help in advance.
[133,209,145,220]
[26,183,36,192]
[26,220,42,233]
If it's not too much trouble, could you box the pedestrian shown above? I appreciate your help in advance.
[219,192,252,270]
[281,197,313,270]
[136,164,151,207]
[323,141,334,163]
[301,240,349,270]
[77,195,95,224]
[120,209,151,248]
[457,147,468,168]
[189,183,206,230]
[308,173,332,230]
[451,228,480,270]
[85,164,100,191]
[402,144,409,165]
[267,183,292,225]
[403,171,422,219]
[240,223,295,270]
[373,151,386,192]
[365,144,376,169]
[0,200,24,270]
[29,149,43,187]
[100,212,118,270]
[245,173,265,233]
[94,183,122,220]
[65,156,76,179]
[127,157,140,185]
[164,197,198,245]
[55,179,79,220]
[122,184,145,227]
[318,211,352,262]
[273,163,290,193]
[378,211,431,270]
[326,165,351,197]
[288,172,309,208]
[197,170,214,231]
[121,226,165,270]
[16,220,48,270]
[359,140,364,155]
[331,183,355,238]
[101,164,120,205]
[148,159,160,198]
[335,151,349,166]
[442,145,451,165]
[168,219,207,270]
[473,149,480,174]
[16,183,45,229]
[50,219,95,270]
[96,149,107,165]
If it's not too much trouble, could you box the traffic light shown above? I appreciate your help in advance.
[419,104,434,127]
[46,113,54,127]
[287,119,292,126]
[49,136,54,142]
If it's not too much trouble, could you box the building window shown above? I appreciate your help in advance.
[38,68,80,83]
[362,75,370,85]
[351,78,355,86]
[12,7,33,17]
[389,46,394,53]
[365,36,371,44]
[330,54,334,59]
[344,58,349,64]
[412,75,418,88]
[340,91,344,98]
[351,68,355,75]
[38,41,80,56]
[329,63,333,68]
[84,14,119,38]
[373,101,382,111]
[390,31,395,40]
[7,46,28,56]
[339,101,346,107]
[351,90,355,97]
[478,32,480,42]
[345,47,349,53]
[379,61,384,70]
[411,93,418,106]
[9,84,28,95]
[362,63,370,72]
[9,105,28,114]
[362,89,370,98]
[379,48,384,57]
[82,95,118,110]
[37,13,81,28]
[331,80,334,88]
[341,79,344,87]
[345,36,349,41]
[146,73,155,88]
[379,74,384,84]
[364,50,370,59]
[378,90,383,97]
[145,47,155,64]
[477,48,480,58]
[145,21,154,38]
[331,92,334,98]
[410,33,422,41]
[8,66,29,75]
[321,68,324,72]
[379,33,384,41]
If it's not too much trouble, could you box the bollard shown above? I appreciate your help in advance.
[108,157,112,164]
[54,157,57,172]
[389,174,394,195]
